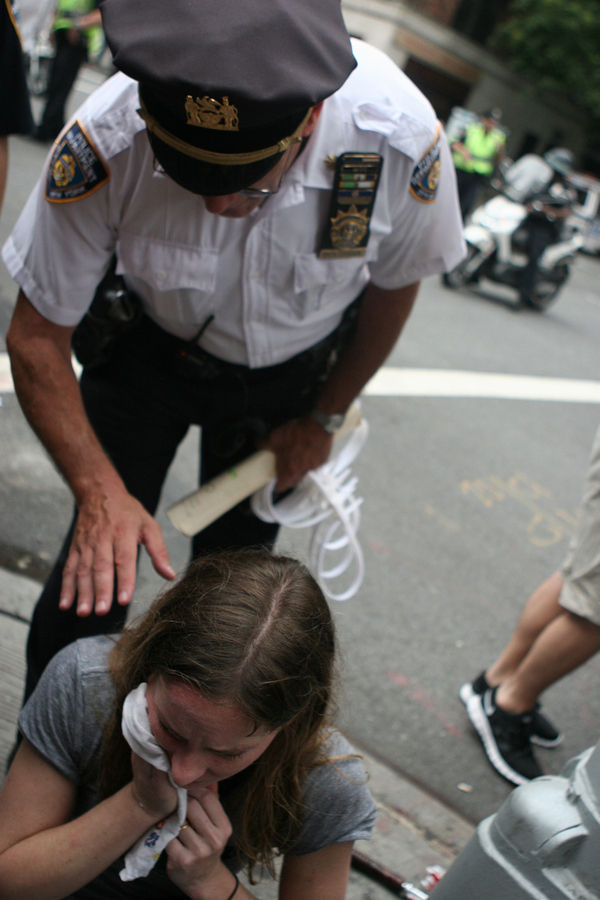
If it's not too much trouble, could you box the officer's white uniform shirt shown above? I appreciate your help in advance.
[3,39,464,367]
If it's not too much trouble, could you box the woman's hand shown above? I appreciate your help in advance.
[165,786,234,898]
[130,752,178,822]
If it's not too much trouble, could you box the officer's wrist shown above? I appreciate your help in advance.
[308,408,345,434]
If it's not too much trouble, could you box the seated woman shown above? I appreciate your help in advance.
[0,549,376,899]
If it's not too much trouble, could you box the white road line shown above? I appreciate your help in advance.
[363,367,600,403]
[0,353,12,394]
[0,353,81,394]
[1,352,599,403]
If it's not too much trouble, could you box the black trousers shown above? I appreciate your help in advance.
[455,169,486,221]
[36,29,87,140]
[23,316,344,700]
[519,215,560,301]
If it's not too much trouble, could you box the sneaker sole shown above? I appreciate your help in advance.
[530,732,563,749]
[460,682,562,749]
[459,682,474,707]
[465,694,531,786]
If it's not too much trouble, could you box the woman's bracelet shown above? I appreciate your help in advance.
[130,783,151,814]
[226,872,239,900]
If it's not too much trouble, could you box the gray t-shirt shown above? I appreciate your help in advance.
[19,636,376,899]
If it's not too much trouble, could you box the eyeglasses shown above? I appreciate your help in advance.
[222,134,305,198]
[236,162,292,199]
[152,157,282,198]
[152,137,301,199]
[236,184,281,198]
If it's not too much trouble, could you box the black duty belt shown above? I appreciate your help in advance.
[127,298,361,385]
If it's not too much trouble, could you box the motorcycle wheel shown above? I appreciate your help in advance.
[524,264,569,311]
[442,246,480,289]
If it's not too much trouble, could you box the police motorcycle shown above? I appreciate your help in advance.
[443,148,586,311]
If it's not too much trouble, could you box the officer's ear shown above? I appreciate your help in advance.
[302,102,324,137]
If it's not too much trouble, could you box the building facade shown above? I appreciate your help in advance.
[343,0,589,166]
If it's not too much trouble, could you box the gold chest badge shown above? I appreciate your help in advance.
[319,152,382,258]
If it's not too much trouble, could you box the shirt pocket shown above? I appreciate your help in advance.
[116,233,219,293]
[290,253,370,321]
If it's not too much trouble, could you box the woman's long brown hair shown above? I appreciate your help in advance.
[96,549,336,877]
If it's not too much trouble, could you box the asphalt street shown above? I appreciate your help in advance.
[1,66,600,854]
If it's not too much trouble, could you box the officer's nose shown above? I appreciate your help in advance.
[202,194,238,214]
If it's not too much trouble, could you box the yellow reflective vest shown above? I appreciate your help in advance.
[453,123,505,177]
[53,0,102,58]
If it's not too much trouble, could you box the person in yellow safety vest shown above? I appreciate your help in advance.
[33,0,103,142]
[451,108,506,220]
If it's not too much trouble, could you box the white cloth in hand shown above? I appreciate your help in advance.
[119,682,188,881]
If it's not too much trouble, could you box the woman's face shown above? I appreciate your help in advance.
[146,675,279,795]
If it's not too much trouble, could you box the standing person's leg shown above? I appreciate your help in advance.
[463,425,600,784]
[485,572,564,686]
[460,572,564,750]
[190,338,342,558]
[455,170,480,221]
[36,30,87,140]
[191,370,306,557]
[192,431,280,555]
[495,608,600,715]
[463,596,600,787]
[23,363,189,701]
[0,136,7,214]
[519,217,556,304]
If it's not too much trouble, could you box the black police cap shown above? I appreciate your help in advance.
[99,0,356,193]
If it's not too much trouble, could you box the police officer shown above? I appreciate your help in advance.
[1,0,34,211]
[4,0,465,698]
[452,108,506,220]
[33,0,103,142]
[518,147,576,307]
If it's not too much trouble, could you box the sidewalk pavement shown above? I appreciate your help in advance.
[0,567,474,898]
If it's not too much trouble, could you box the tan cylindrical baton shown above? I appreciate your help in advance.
[166,403,362,537]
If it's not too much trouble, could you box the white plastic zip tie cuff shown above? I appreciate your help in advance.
[250,417,369,601]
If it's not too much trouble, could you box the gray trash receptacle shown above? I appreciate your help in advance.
[429,740,600,898]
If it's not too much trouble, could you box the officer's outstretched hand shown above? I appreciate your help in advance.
[59,481,176,617]
[262,416,334,492]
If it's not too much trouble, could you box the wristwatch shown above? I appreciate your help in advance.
[309,408,345,434]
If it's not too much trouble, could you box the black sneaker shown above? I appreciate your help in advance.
[460,671,562,748]
[466,688,543,785]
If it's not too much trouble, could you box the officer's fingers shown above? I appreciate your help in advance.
[274,457,304,492]
[71,541,114,617]
[59,547,81,612]
[92,543,118,616]
[274,442,332,492]
[66,544,98,618]
[141,519,176,582]
[113,529,141,609]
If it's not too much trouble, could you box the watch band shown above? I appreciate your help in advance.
[309,408,345,434]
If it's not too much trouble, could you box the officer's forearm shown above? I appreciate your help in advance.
[312,281,419,415]
[6,291,125,505]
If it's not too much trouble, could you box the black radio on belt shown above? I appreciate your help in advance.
[71,259,142,369]
[319,152,383,259]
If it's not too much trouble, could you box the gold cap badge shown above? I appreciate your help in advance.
[185,95,239,131]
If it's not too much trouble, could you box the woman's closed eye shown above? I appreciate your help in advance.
[159,718,245,759]
[212,749,245,761]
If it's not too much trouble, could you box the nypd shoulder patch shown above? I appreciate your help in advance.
[409,127,441,204]
[45,122,109,203]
